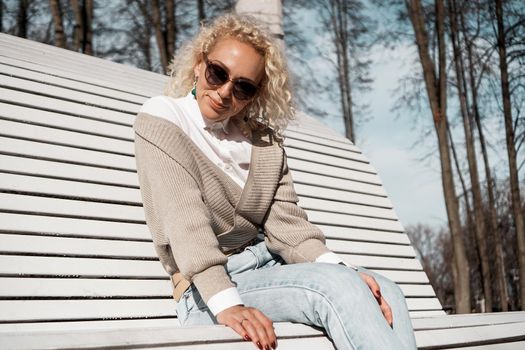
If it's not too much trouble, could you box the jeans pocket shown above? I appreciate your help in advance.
[176,288,192,325]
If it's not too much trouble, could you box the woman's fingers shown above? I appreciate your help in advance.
[252,307,277,349]
[216,305,276,349]
[359,272,393,327]
[378,296,394,327]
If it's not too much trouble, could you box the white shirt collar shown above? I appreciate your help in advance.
[185,93,231,136]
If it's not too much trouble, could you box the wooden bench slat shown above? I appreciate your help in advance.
[0,255,166,278]
[0,232,414,260]
[340,253,423,270]
[1,75,139,113]
[0,233,157,259]
[0,137,135,170]
[0,56,153,102]
[1,193,402,233]
[0,254,423,281]
[284,137,369,163]
[292,170,387,196]
[0,277,435,298]
[0,277,172,298]
[415,322,525,349]
[288,157,381,185]
[308,210,404,232]
[0,173,140,204]
[0,213,149,240]
[368,270,430,284]
[0,63,147,104]
[0,118,132,155]
[0,193,144,221]
[300,196,396,219]
[295,183,392,208]
[0,87,134,125]
[407,298,444,311]
[0,299,176,322]
[286,147,376,173]
[326,239,416,257]
[0,154,139,187]
[412,311,525,330]
[0,102,132,140]
[448,341,525,350]
[0,169,392,212]
[320,225,409,244]
[0,297,438,323]
[0,322,331,350]
[0,39,165,95]
[284,129,359,152]
[410,310,447,318]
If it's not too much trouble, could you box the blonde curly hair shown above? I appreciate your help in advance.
[163,13,294,141]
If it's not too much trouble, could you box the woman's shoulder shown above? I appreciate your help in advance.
[139,95,190,131]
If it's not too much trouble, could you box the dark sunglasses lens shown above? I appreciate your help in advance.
[206,63,228,85]
[233,81,258,100]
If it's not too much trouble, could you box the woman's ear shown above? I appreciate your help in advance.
[194,54,204,78]
[193,63,201,79]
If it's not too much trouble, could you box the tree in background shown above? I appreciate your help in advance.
[448,0,492,312]
[493,0,525,310]
[283,0,373,143]
[405,0,471,313]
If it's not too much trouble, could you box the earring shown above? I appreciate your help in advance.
[191,77,198,99]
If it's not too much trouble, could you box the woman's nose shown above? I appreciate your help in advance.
[217,81,234,99]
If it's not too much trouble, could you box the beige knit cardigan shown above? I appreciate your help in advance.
[133,112,331,303]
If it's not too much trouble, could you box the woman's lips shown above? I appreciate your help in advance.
[207,94,227,110]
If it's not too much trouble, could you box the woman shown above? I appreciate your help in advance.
[134,14,417,350]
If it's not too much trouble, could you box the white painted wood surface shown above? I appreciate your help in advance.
[1,32,523,349]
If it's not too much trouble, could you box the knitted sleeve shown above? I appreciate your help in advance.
[263,151,332,263]
[134,133,235,303]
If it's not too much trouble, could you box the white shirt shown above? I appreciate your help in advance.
[140,93,358,316]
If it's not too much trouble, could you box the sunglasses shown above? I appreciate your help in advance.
[203,57,259,100]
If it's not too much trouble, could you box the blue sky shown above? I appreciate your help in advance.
[310,43,449,230]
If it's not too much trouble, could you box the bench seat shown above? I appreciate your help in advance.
[1,32,524,349]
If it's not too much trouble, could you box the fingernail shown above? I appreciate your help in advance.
[244,335,251,341]
[271,341,277,349]
[256,341,262,349]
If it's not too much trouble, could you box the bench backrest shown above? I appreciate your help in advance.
[0,33,444,330]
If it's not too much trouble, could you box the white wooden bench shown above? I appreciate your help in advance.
[1,32,525,349]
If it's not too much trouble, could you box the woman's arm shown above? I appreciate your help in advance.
[262,150,330,262]
[134,133,235,304]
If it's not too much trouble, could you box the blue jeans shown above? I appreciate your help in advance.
[176,240,417,350]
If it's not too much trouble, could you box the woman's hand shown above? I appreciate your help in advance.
[359,272,393,328]
[216,305,277,350]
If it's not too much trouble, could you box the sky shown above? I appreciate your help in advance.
[312,43,449,230]
[284,5,449,230]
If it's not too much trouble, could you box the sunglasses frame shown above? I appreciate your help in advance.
[203,55,259,100]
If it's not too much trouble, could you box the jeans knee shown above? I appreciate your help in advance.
[306,263,369,298]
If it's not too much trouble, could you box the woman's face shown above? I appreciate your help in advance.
[193,38,265,122]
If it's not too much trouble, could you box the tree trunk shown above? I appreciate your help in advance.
[49,0,66,48]
[17,0,29,38]
[166,0,175,60]
[406,0,471,313]
[1,0,3,32]
[197,0,205,22]
[83,0,93,55]
[70,0,83,52]
[495,0,525,310]
[449,0,492,312]
[329,0,354,142]
[151,0,169,74]
[460,5,508,312]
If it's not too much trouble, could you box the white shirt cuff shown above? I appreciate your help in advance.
[206,287,244,316]
[316,252,359,271]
